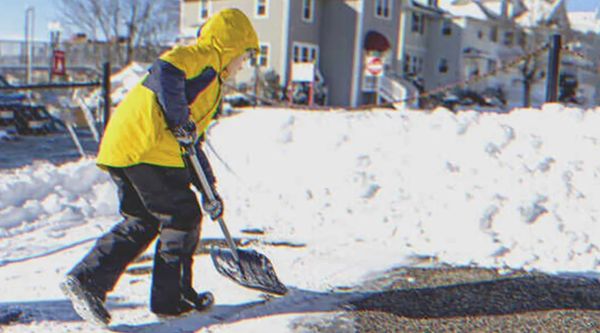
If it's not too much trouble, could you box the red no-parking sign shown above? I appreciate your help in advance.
[52,50,66,76]
[365,56,384,77]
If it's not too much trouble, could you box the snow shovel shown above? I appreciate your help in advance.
[185,145,288,296]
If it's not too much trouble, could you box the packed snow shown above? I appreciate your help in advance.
[2,104,600,332]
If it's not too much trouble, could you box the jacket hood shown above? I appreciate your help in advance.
[197,8,259,72]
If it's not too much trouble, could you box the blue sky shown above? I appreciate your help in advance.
[0,0,59,41]
[0,0,598,42]
[568,0,600,11]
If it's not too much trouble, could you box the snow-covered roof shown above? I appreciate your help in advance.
[438,0,493,21]
[515,0,569,28]
[567,11,600,34]
[438,0,571,29]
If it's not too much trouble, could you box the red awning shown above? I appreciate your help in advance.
[364,30,391,52]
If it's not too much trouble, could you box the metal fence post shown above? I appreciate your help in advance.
[545,34,561,103]
[102,62,111,132]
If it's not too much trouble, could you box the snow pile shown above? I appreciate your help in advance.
[205,105,600,276]
[110,62,149,104]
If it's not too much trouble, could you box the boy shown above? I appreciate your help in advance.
[60,8,259,325]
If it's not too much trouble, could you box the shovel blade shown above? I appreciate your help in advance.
[210,247,288,295]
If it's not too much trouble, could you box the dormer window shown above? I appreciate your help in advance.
[375,0,391,19]
[302,0,314,22]
[199,0,209,20]
[256,0,268,18]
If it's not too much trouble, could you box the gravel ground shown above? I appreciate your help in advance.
[300,265,600,333]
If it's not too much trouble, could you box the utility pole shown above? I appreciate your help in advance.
[545,34,561,103]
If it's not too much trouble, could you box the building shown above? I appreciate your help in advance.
[180,0,600,109]
[181,0,425,107]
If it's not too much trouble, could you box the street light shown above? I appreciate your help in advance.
[25,6,35,85]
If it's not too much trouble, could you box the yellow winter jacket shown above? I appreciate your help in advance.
[96,9,259,168]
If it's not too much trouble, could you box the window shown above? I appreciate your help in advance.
[293,42,319,63]
[403,54,411,73]
[503,31,514,47]
[251,44,270,67]
[302,0,314,22]
[375,0,391,19]
[256,0,268,17]
[412,13,420,32]
[411,55,418,74]
[477,30,483,39]
[438,58,448,73]
[489,26,498,42]
[199,0,209,20]
[441,20,452,36]
[518,31,526,47]
[487,59,497,73]
[412,13,425,34]
[468,66,479,78]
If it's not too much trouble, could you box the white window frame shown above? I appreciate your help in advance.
[403,54,411,74]
[503,30,514,47]
[250,43,270,67]
[487,59,497,73]
[199,0,211,21]
[302,0,314,23]
[411,13,420,33]
[375,0,392,19]
[441,19,452,36]
[489,26,498,42]
[259,44,270,67]
[438,58,448,73]
[255,0,269,18]
[292,42,319,64]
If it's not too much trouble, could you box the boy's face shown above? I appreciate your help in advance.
[223,51,251,79]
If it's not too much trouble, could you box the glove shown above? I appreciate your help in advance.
[202,194,224,220]
[172,120,197,147]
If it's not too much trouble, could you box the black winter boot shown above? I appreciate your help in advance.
[60,274,111,326]
[183,288,214,312]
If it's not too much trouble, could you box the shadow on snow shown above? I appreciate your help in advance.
[0,298,141,325]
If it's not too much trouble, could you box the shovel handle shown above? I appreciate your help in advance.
[186,145,241,263]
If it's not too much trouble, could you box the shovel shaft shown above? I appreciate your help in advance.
[187,145,241,263]
[216,217,240,262]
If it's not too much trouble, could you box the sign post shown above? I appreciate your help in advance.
[365,56,384,104]
[51,50,66,77]
[291,62,315,107]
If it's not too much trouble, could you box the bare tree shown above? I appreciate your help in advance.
[516,29,546,107]
[57,0,178,67]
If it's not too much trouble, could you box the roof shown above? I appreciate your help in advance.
[567,12,600,34]
[438,0,503,20]
[438,0,571,29]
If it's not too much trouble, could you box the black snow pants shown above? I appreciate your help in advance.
[68,163,202,314]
